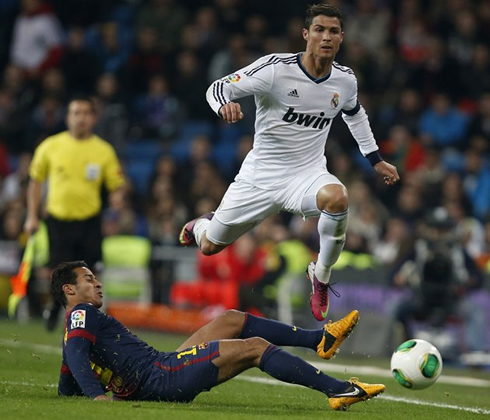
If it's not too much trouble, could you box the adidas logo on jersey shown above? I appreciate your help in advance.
[287,89,299,98]
[282,107,331,130]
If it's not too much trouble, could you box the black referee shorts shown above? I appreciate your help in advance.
[46,214,103,272]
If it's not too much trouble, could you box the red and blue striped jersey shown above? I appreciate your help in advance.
[58,303,159,399]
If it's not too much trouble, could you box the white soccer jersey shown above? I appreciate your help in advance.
[206,53,380,189]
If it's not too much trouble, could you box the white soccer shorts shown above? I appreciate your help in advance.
[206,170,343,245]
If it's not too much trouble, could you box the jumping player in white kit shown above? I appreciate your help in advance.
[179,3,400,321]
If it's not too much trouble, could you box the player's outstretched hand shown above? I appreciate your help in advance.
[219,102,244,124]
[93,394,112,401]
[374,161,400,186]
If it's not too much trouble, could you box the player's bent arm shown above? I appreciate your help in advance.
[206,54,275,117]
[342,104,400,184]
[65,337,107,399]
[218,102,244,123]
[58,364,84,397]
[341,105,378,156]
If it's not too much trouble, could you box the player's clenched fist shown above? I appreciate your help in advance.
[373,161,400,186]
[219,102,244,123]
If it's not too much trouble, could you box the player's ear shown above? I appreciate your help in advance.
[302,28,308,41]
[62,284,76,296]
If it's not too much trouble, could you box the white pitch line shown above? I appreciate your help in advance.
[235,376,490,415]
[0,381,56,388]
[0,340,61,355]
[381,394,490,416]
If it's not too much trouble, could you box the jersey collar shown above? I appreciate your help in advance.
[297,53,332,84]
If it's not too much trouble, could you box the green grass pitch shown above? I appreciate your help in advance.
[1,318,489,420]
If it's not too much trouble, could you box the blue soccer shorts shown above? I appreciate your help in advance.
[133,341,220,402]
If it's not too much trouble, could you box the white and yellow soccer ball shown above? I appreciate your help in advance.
[390,339,443,390]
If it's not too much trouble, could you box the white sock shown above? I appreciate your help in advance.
[315,209,348,283]
[314,263,332,284]
[193,218,211,248]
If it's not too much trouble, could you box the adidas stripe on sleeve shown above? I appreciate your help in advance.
[206,54,296,116]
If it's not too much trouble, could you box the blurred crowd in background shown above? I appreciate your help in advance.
[0,0,490,343]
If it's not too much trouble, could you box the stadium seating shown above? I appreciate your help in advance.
[170,120,215,162]
[122,140,163,196]
[123,139,163,162]
[125,160,155,196]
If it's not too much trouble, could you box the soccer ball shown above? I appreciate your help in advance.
[390,339,443,390]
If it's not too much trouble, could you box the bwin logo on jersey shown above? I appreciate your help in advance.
[282,107,331,129]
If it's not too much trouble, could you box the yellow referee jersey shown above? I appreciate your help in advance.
[30,131,125,221]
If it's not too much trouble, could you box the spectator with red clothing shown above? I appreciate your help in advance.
[380,125,425,175]
[9,0,64,80]
[196,232,267,309]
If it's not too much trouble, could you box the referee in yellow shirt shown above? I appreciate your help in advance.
[24,95,126,330]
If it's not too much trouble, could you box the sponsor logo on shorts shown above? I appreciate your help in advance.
[198,342,209,350]
[111,376,123,391]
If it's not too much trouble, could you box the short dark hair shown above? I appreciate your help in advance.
[51,261,88,307]
[67,95,96,113]
[305,4,344,31]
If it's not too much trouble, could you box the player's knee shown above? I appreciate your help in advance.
[200,240,225,256]
[243,337,270,366]
[317,185,348,213]
[219,337,269,368]
[244,337,270,353]
[219,309,246,335]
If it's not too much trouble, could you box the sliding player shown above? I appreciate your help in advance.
[55,260,385,411]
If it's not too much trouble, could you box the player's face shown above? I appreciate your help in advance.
[71,267,104,308]
[66,100,96,139]
[303,15,343,61]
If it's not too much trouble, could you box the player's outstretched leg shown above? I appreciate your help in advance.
[179,213,214,247]
[255,342,385,412]
[317,310,359,360]
[307,261,341,321]
[328,377,386,411]
[240,310,358,359]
